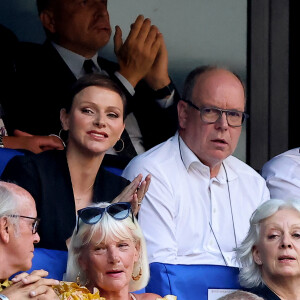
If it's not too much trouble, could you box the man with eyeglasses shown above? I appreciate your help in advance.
[123,65,269,268]
[0,181,59,300]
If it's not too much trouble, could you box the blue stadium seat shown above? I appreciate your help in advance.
[145,263,241,300]
[0,148,24,176]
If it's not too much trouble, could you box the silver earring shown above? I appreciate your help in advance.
[114,138,124,153]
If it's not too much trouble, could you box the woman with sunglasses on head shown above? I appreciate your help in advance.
[54,202,176,300]
[1,74,150,251]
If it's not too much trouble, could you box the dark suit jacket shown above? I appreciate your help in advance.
[1,150,130,250]
[249,285,281,300]
[3,40,178,152]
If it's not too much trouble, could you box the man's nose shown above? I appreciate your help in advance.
[33,232,40,244]
[215,112,229,129]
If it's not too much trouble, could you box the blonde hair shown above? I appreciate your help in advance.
[65,202,149,292]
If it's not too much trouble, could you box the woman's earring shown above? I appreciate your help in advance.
[76,272,81,286]
[114,138,124,153]
[132,267,142,281]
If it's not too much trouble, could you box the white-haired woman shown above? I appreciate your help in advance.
[236,199,300,300]
[54,202,176,300]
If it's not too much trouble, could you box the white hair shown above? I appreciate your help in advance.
[65,202,149,292]
[236,198,300,288]
[0,181,24,229]
[218,290,264,300]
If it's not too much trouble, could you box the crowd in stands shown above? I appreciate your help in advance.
[1,0,300,299]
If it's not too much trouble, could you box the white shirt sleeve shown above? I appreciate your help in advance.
[122,160,178,263]
[261,154,300,199]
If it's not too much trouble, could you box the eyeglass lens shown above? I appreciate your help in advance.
[201,108,244,126]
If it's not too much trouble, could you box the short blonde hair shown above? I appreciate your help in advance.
[65,202,149,292]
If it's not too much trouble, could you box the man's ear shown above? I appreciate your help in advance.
[40,10,56,34]
[0,217,11,244]
[177,100,189,129]
[60,108,70,131]
[252,245,262,265]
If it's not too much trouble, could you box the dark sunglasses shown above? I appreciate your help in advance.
[76,202,134,233]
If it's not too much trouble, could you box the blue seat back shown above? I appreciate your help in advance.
[27,248,68,280]
[146,263,241,300]
[0,148,24,176]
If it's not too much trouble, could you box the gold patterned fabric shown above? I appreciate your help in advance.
[53,281,177,300]
[0,279,12,292]
[53,282,105,300]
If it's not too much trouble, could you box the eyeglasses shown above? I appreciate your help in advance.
[76,202,133,233]
[183,99,249,127]
[8,215,40,234]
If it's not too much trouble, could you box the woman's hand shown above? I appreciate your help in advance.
[112,173,151,215]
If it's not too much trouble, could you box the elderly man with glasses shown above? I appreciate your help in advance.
[0,181,59,300]
[122,65,270,268]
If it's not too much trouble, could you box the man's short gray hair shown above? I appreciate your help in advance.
[236,198,300,288]
[65,202,150,292]
[218,290,264,300]
[0,181,25,229]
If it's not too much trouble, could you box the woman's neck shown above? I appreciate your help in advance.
[66,147,104,209]
[90,285,132,300]
[264,276,300,300]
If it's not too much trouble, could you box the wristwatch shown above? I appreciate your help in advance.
[0,294,9,300]
[153,81,175,99]
[0,135,4,148]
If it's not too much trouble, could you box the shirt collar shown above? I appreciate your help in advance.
[52,42,100,79]
[177,132,238,182]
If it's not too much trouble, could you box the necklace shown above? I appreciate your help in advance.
[177,134,237,266]
[75,182,94,201]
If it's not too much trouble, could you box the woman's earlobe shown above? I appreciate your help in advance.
[60,109,69,131]
[252,246,262,265]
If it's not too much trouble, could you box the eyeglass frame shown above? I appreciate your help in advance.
[8,215,40,234]
[76,202,134,234]
[182,99,249,127]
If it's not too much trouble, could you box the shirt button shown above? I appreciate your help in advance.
[213,208,216,213]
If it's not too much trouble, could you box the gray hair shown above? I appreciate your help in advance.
[218,290,264,300]
[0,181,25,229]
[236,198,300,288]
[65,202,149,292]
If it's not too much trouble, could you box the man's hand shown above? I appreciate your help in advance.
[2,270,59,299]
[2,130,65,153]
[112,173,151,215]
[114,15,162,88]
[144,34,171,90]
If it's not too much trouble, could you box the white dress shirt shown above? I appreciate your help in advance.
[261,148,300,199]
[122,132,270,266]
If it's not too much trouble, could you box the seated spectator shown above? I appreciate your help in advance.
[0,181,59,299]
[236,198,300,300]
[54,202,176,300]
[261,148,300,199]
[123,65,269,268]
[218,290,263,300]
[0,24,64,153]
[3,0,179,164]
[1,74,150,251]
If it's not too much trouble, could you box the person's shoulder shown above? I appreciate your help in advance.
[126,136,176,168]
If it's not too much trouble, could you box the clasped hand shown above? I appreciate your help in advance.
[114,15,170,90]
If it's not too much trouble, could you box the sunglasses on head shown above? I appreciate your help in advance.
[76,202,134,233]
